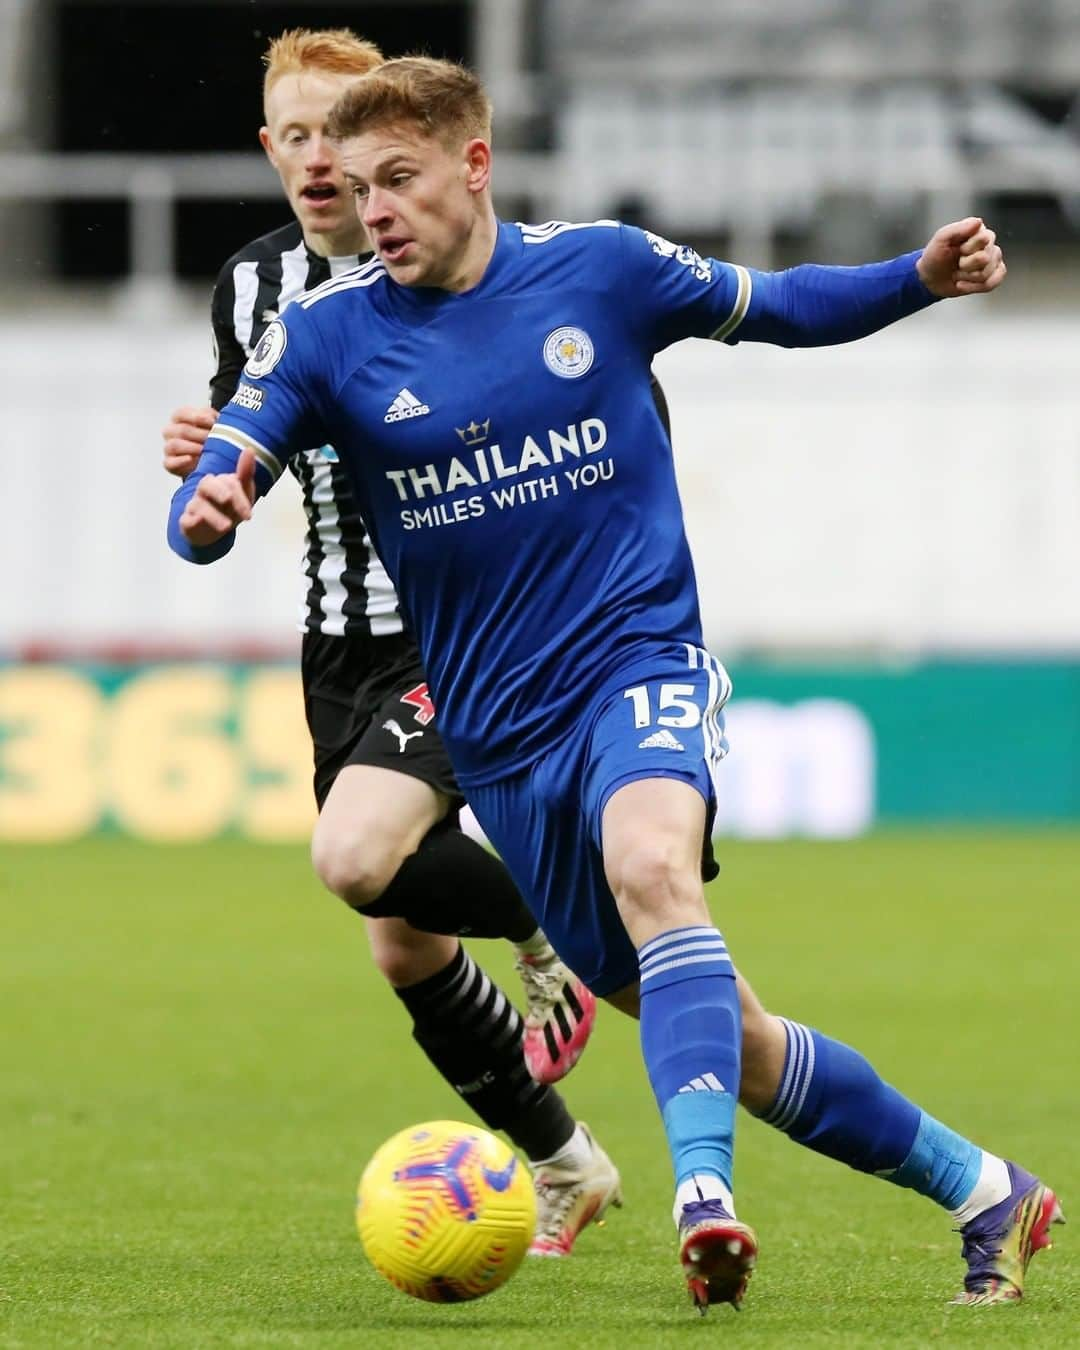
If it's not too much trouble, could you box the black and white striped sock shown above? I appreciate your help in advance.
[396,943,576,1161]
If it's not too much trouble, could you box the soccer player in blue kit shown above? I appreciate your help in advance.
[162,30,622,1260]
[168,57,1063,1312]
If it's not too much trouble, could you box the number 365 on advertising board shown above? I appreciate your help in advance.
[0,665,315,842]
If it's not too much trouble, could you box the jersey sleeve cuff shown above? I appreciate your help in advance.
[709,264,753,343]
[206,426,285,483]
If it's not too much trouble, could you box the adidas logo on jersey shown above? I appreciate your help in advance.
[384,388,431,423]
[638,728,685,751]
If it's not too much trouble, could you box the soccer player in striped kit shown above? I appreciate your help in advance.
[168,55,1062,1311]
[162,29,619,1258]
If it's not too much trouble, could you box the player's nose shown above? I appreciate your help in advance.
[304,133,334,168]
[362,186,393,228]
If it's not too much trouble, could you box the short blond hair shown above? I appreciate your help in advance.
[326,56,492,150]
[263,28,384,108]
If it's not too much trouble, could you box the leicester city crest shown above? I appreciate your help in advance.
[245,319,288,379]
[543,326,595,379]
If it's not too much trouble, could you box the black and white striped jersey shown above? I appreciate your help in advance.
[209,221,403,637]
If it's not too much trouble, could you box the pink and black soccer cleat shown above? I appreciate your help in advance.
[515,952,596,1084]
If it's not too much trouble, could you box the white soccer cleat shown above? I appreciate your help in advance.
[529,1124,623,1257]
[514,951,596,1084]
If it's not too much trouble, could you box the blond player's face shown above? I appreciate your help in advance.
[260,72,367,253]
[341,125,483,290]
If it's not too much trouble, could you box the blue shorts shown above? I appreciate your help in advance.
[467,643,731,996]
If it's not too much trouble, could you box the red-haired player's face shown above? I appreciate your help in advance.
[341,124,490,292]
[260,71,367,256]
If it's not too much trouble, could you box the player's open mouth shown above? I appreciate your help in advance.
[378,238,413,264]
[301,184,338,208]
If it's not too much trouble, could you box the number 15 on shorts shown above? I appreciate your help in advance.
[617,653,731,765]
[623,684,701,729]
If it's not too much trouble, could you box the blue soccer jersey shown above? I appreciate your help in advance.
[169,220,936,785]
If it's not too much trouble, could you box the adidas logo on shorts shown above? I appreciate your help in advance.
[384,387,432,423]
[638,728,685,751]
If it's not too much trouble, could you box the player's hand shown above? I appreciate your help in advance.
[162,405,218,477]
[178,447,257,547]
[917,217,1006,298]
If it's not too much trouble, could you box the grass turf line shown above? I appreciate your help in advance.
[1,833,1077,1347]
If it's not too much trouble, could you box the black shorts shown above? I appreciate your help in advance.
[301,630,465,811]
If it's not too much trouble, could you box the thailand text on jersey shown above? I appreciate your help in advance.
[210,221,403,637]
[182,219,936,786]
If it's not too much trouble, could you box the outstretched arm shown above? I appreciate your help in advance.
[738,217,1006,348]
[620,217,1008,355]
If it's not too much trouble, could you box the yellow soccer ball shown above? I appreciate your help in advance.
[356,1120,537,1302]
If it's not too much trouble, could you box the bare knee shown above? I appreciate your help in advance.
[603,780,711,945]
[311,821,404,909]
[311,765,445,911]
[607,837,707,942]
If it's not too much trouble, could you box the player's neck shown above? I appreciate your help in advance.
[441,208,500,294]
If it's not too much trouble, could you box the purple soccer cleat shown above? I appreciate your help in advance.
[678,1198,758,1313]
[952,1161,1065,1306]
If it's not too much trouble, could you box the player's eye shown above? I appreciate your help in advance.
[390,172,413,188]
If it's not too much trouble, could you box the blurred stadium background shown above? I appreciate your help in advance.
[2,0,1079,842]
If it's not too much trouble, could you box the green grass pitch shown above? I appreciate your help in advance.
[2,832,1078,1347]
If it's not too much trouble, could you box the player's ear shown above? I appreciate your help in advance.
[463,138,491,195]
[259,126,276,166]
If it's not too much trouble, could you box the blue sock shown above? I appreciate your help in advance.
[890,1114,986,1209]
[763,1019,983,1209]
[638,926,741,1194]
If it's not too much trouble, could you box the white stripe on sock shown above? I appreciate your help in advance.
[639,926,719,960]
[639,937,728,974]
[772,1023,809,1130]
[766,1018,808,1128]
[639,951,734,984]
[779,1025,816,1131]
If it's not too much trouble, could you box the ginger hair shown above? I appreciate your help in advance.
[263,28,384,111]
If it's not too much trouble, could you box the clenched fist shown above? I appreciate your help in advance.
[917,217,1006,298]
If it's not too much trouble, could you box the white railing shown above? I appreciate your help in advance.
[2,84,1078,293]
